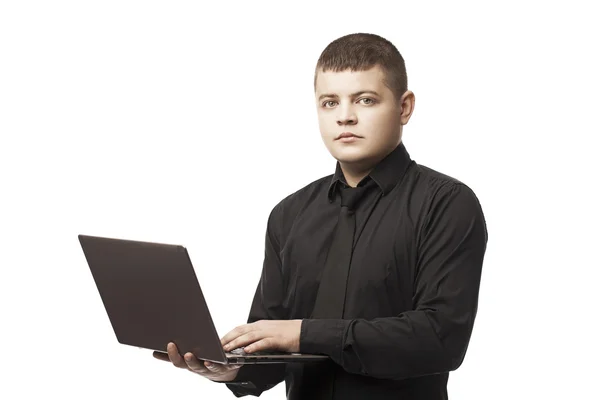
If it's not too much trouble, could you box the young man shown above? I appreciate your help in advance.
[154,32,488,399]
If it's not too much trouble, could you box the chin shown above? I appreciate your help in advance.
[330,146,374,164]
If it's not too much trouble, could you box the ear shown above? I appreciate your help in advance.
[400,90,415,125]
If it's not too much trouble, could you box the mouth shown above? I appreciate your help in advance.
[336,132,362,140]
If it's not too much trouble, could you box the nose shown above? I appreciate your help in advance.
[336,104,357,126]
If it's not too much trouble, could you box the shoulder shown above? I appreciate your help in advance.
[412,163,467,190]
[410,163,487,239]
[266,174,332,229]
[409,163,482,205]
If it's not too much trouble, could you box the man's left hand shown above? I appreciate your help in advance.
[221,320,303,353]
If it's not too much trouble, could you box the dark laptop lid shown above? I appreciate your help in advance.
[78,234,227,364]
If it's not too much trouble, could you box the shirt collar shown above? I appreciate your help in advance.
[327,141,414,202]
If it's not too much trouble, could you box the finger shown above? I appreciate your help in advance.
[244,338,274,353]
[203,361,222,373]
[167,342,188,369]
[221,324,251,346]
[205,360,242,372]
[153,351,170,362]
[224,331,263,352]
[183,352,208,372]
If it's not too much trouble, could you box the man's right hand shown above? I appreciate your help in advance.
[153,342,242,382]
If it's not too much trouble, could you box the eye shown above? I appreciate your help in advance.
[359,98,375,105]
[322,100,337,108]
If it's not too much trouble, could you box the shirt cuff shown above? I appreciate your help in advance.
[300,319,349,358]
[222,364,283,397]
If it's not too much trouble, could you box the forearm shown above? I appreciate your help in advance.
[300,309,470,380]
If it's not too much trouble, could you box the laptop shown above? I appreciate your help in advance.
[78,234,329,364]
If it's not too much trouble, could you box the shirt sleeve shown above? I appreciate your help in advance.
[225,202,288,397]
[299,182,488,380]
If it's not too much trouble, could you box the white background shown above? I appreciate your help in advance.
[1,1,599,399]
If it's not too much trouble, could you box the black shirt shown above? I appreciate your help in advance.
[225,142,488,399]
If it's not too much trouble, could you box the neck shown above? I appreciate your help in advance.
[340,139,403,187]
[340,163,373,187]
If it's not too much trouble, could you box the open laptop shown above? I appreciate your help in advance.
[78,234,329,364]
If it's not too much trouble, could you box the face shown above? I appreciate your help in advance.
[315,65,414,171]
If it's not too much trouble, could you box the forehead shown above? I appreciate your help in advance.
[315,65,388,95]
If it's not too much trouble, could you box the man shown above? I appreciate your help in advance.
[154,32,488,399]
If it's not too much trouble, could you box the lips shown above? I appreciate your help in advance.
[336,132,361,140]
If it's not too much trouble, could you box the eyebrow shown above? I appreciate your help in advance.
[317,90,381,101]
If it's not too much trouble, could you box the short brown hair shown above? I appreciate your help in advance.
[314,33,408,101]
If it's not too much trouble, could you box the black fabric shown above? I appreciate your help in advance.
[308,179,378,400]
[224,142,488,400]
[311,178,377,320]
